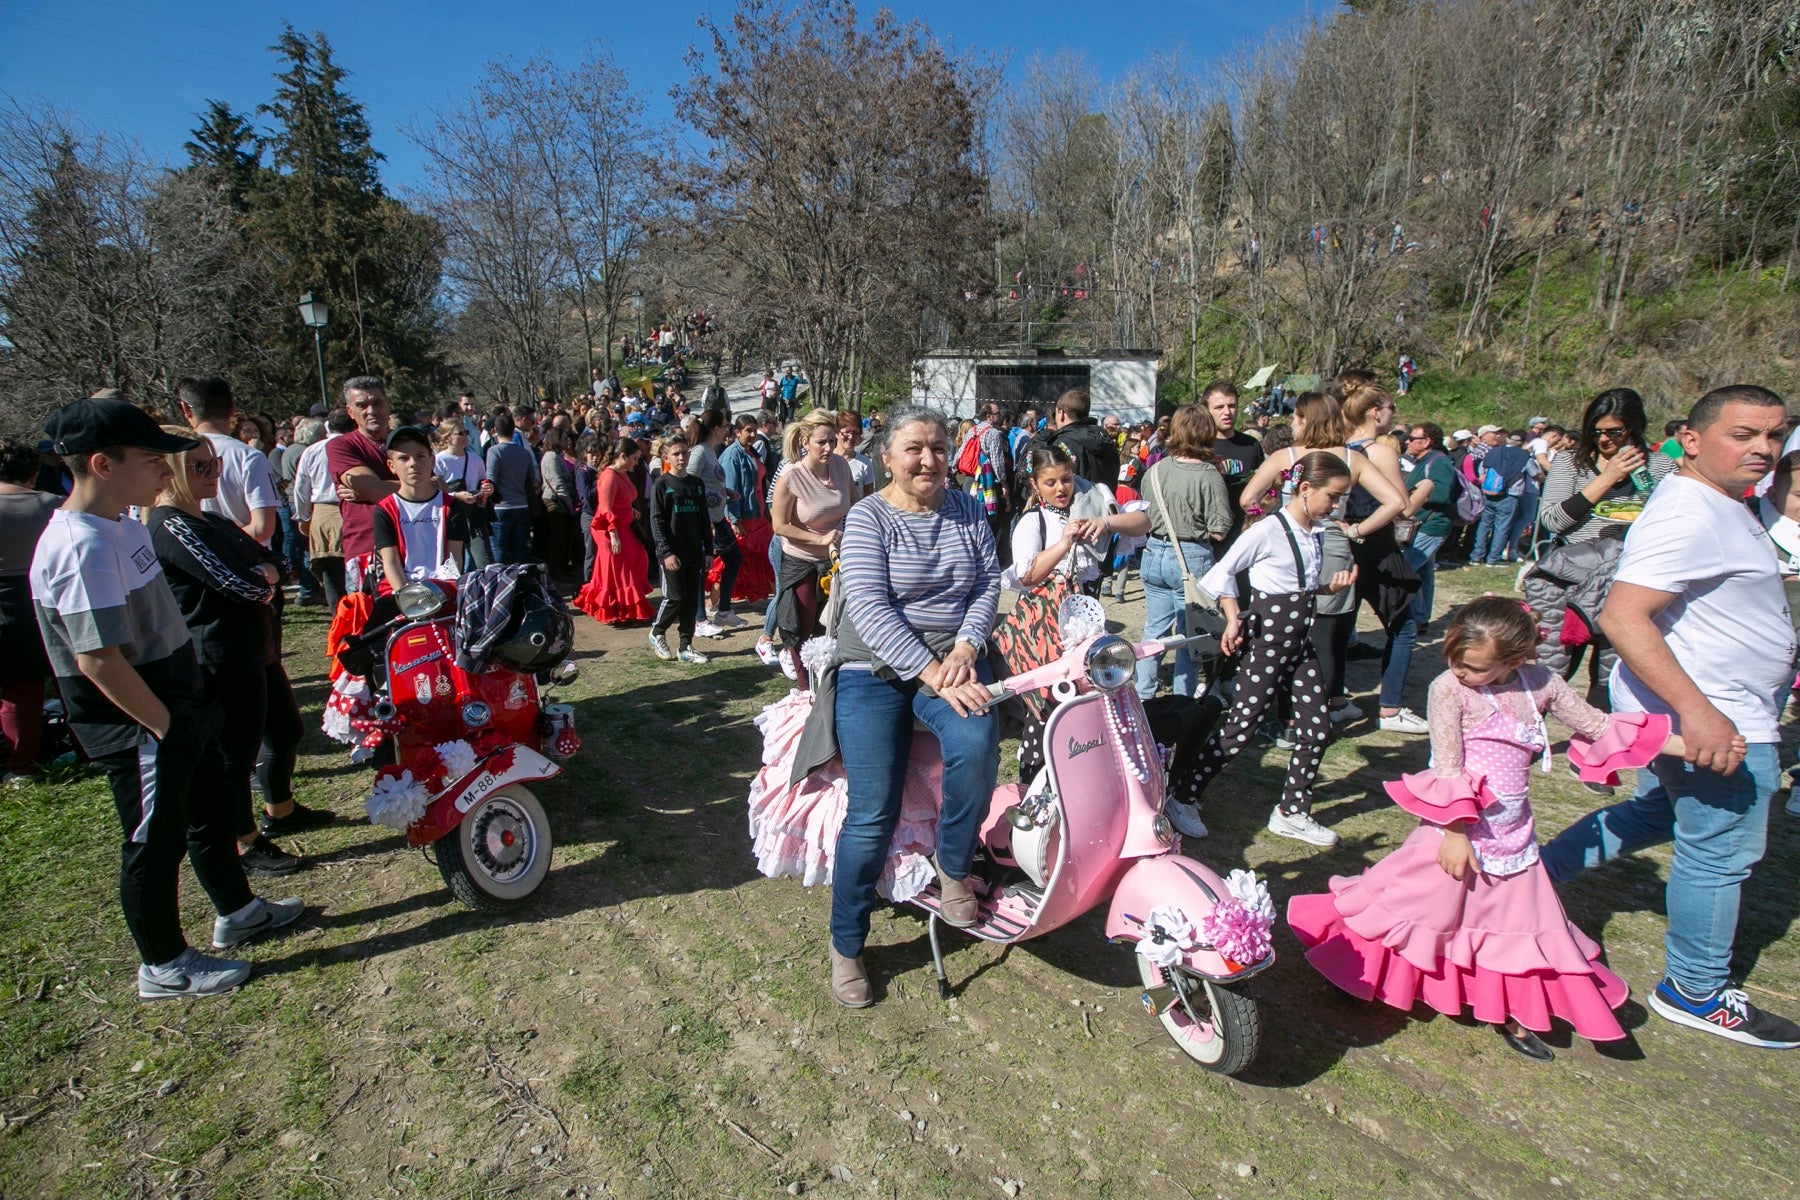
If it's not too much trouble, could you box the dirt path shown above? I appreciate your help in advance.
[2,567,1797,1199]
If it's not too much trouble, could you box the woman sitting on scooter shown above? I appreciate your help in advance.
[830,406,1002,1009]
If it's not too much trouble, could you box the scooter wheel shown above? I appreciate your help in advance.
[437,785,553,911]
[1136,953,1261,1076]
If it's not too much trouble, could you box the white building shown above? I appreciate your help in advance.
[910,349,1162,425]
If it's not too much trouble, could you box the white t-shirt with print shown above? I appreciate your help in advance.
[1608,473,1797,742]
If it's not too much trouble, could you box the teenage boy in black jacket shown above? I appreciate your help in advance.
[648,435,715,664]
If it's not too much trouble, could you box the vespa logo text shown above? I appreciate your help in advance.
[1066,734,1104,759]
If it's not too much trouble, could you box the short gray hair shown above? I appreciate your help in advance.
[879,405,950,454]
[341,375,385,398]
[292,417,326,446]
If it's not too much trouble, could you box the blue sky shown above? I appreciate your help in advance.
[0,1,1324,191]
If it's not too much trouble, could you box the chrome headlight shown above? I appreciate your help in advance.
[460,700,492,728]
[1084,635,1135,691]
[395,580,447,620]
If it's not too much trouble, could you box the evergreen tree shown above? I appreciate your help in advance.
[184,100,261,209]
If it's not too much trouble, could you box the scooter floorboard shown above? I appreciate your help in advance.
[914,880,1039,943]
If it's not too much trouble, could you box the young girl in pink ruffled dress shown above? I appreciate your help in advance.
[1287,595,1706,1060]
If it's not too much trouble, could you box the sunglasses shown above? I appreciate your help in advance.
[191,457,221,477]
[1594,425,1629,439]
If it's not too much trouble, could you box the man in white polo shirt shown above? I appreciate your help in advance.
[1542,384,1800,1049]
[176,375,281,549]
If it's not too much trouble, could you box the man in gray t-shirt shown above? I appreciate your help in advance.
[484,411,537,565]
[688,417,743,631]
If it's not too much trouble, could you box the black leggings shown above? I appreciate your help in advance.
[1310,611,1355,701]
[1179,590,1330,815]
[653,553,703,645]
[216,661,305,838]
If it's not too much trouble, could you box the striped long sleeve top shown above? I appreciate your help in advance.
[839,489,1001,679]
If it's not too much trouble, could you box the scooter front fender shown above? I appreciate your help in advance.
[406,744,561,847]
[1104,854,1275,982]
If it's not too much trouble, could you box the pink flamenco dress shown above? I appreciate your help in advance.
[746,661,945,903]
[573,467,654,625]
[1287,666,1670,1043]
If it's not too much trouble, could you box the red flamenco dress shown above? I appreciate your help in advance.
[573,466,654,625]
[1287,667,1670,1043]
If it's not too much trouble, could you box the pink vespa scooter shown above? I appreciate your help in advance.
[912,596,1276,1077]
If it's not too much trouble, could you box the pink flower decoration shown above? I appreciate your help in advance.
[1200,898,1273,964]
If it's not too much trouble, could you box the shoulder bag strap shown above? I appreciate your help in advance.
[1146,464,1196,590]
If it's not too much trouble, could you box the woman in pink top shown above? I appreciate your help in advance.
[771,409,855,680]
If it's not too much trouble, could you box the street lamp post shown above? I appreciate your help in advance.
[298,291,330,410]
[631,291,644,357]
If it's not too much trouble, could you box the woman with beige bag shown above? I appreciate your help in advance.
[1135,405,1234,700]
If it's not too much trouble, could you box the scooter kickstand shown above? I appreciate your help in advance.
[927,913,951,1000]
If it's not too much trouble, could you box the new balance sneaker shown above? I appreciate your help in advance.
[711,610,747,629]
[677,645,710,665]
[1165,800,1209,839]
[1267,806,1339,847]
[1648,979,1800,1048]
[755,637,781,667]
[212,897,304,949]
[1379,708,1430,734]
[695,620,727,639]
[1329,700,1364,724]
[258,802,335,839]
[649,631,674,661]
[239,835,303,877]
[137,948,252,1001]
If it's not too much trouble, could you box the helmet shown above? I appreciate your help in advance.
[491,590,574,675]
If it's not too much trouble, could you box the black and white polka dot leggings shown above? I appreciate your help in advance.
[1176,589,1329,816]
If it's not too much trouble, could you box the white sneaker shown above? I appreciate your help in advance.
[649,632,674,661]
[212,897,304,949]
[695,620,727,639]
[778,648,799,681]
[1267,806,1339,847]
[677,646,710,664]
[1329,700,1363,723]
[711,610,746,629]
[137,947,252,1000]
[1378,707,1429,734]
[755,637,780,667]
[1166,800,1209,838]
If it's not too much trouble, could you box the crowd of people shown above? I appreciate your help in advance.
[4,363,1798,1061]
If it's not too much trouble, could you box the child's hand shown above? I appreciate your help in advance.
[1219,615,1244,657]
[1325,564,1358,594]
[1436,828,1476,881]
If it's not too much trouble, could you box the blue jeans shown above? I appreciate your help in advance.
[1134,538,1214,700]
[494,507,532,565]
[830,662,1000,957]
[1378,529,1443,708]
[1541,743,1777,995]
[276,503,317,598]
[762,538,783,639]
[1470,493,1518,564]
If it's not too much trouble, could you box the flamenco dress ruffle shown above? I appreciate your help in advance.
[708,516,775,603]
[1287,769,1629,1041]
[1566,711,1671,786]
[573,528,654,625]
[746,688,943,902]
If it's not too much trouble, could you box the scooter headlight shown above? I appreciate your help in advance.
[1084,635,1135,692]
[460,700,492,729]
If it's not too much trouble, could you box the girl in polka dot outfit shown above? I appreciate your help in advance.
[1287,596,1699,1060]
[1166,452,1358,847]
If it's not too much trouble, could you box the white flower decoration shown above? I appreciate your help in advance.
[365,770,431,830]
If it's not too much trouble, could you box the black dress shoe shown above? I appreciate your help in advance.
[1498,1024,1555,1061]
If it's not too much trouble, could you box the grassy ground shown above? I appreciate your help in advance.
[2,564,1797,1199]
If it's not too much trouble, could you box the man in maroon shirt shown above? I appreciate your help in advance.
[325,376,399,592]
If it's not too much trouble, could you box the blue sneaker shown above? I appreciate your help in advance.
[1648,979,1800,1048]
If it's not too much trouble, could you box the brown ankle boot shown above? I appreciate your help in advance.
[932,856,979,928]
[830,948,873,1008]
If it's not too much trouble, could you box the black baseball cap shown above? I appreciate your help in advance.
[45,398,199,456]
[385,424,432,452]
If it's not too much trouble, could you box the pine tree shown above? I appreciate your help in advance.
[184,100,261,209]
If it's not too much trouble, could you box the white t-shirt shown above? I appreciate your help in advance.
[434,448,487,496]
[1005,506,1100,589]
[395,496,445,582]
[1200,509,1322,599]
[1608,474,1796,743]
[200,432,281,544]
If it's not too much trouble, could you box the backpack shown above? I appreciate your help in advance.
[1432,452,1483,525]
[1478,446,1529,497]
[956,428,985,479]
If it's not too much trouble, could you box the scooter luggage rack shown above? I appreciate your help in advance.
[917,878,1041,999]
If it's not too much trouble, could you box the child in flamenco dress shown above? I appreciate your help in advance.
[1287,596,1713,1060]
[572,437,654,626]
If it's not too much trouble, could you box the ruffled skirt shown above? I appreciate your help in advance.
[708,516,775,603]
[1286,825,1628,1041]
[746,688,942,902]
[573,529,654,625]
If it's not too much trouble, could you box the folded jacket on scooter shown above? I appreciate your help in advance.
[789,616,962,787]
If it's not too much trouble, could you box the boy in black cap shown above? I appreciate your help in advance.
[30,398,302,1000]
